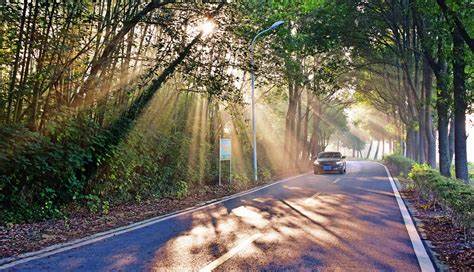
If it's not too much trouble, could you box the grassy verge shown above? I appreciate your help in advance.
[409,164,473,235]
[383,154,415,177]
[383,154,473,238]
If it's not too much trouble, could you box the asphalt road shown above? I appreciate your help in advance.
[4,161,424,271]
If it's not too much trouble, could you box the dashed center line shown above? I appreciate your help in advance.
[199,233,262,272]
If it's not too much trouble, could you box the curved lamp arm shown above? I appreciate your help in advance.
[250,20,285,50]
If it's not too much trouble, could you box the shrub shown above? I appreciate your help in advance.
[0,120,108,223]
[409,164,474,233]
[383,154,415,177]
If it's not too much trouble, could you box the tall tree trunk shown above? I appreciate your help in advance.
[418,77,427,163]
[448,117,455,169]
[295,89,302,163]
[452,28,469,182]
[423,57,437,168]
[301,90,310,162]
[373,140,380,160]
[6,0,28,123]
[366,140,373,159]
[381,136,385,158]
[436,58,451,177]
[406,128,416,160]
[30,0,57,130]
[15,0,39,123]
[414,6,450,175]
[285,81,297,168]
[310,98,321,159]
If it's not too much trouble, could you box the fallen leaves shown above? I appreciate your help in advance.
[402,189,473,271]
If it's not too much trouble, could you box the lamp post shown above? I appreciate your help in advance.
[249,20,284,182]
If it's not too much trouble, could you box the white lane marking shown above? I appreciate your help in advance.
[199,233,262,272]
[332,177,342,183]
[374,162,435,272]
[304,192,322,204]
[0,173,310,270]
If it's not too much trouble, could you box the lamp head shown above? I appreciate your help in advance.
[269,20,285,30]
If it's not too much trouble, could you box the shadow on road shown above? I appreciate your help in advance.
[16,162,420,272]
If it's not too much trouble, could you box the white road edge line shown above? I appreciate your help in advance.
[199,233,262,272]
[0,173,309,270]
[374,162,435,272]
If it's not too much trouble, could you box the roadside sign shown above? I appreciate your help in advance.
[219,138,231,161]
[219,138,232,185]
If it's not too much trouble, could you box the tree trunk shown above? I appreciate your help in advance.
[29,0,57,130]
[436,58,451,177]
[452,28,469,182]
[6,0,28,123]
[310,98,321,159]
[366,140,373,159]
[373,140,380,160]
[406,129,416,160]
[285,81,297,168]
[415,10,451,175]
[418,76,427,163]
[295,89,302,163]
[448,117,455,169]
[301,90,310,162]
[381,136,385,158]
[423,57,437,168]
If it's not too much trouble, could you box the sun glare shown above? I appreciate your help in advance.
[198,20,216,36]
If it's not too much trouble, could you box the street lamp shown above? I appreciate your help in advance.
[249,20,284,182]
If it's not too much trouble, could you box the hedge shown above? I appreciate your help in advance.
[409,164,474,233]
[383,154,415,177]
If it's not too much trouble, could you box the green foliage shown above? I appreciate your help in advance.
[0,120,108,223]
[258,167,273,183]
[383,154,416,177]
[96,129,192,202]
[469,163,474,184]
[452,163,474,185]
[409,164,474,231]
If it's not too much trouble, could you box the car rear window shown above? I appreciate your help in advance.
[318,152,341,158]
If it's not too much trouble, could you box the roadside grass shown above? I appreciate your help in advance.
[409,164,473,234]
[382,154,415,178]
[383,154,473,239]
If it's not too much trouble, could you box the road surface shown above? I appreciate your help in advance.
[3,161,429,271]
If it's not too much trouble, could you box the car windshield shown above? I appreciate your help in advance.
[318,152,341,159]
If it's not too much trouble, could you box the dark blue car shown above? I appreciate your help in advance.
[313,151,346,174]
